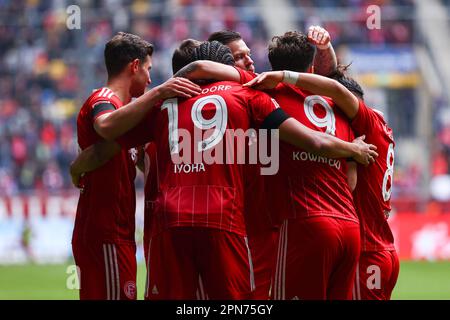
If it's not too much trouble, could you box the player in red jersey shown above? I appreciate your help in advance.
[328,69,398,300]
[207,31,273,299]
[175,56,279,299]
[72,40,377,300]
[71,32,201,300]
[242,31,367,300]
[204,27,338,299]
[175,31,362,300]
[142,40,203,299]
[122,41,376,300]
[255,67,399,300]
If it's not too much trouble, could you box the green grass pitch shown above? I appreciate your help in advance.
[0,261,449,300]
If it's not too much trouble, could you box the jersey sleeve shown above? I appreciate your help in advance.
[116,109,156,149]
[89,90,121,122]
[247,90,290,129]
[234,67,257,84]
[91,100,116,121]
[351,99,382,135]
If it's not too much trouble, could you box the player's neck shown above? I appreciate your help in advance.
[106,77,132,104]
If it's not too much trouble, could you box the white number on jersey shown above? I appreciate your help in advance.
[162,95,228,154]
[161,98,179,154]
[382,143,394,201]
[191,95,228,152]
[304,95,336,136]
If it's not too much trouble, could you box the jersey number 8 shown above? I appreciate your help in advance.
[382,143,394,201]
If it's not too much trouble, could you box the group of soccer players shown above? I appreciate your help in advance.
[70,25,398,300]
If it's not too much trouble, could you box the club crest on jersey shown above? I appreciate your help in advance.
[124,281,136,299]
[152,285,159,295]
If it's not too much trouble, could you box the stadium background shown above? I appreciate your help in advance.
[0,0,450,299]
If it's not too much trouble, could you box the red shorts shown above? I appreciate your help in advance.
[353,250,399,300]
[144,227,255,300]
[72,242,137,300]
[248,228,279,300]
[273,216,360,300]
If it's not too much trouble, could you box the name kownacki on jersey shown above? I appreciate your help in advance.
[292,150,342,170]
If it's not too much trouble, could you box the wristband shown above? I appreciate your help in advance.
[282,70,299,85]
[316,42,331,50]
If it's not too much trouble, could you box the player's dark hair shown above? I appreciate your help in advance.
[172,39,203,74]
[208,30,242,45]
[192,41,235,66]
[329,63,365,100]
[104,32,154,77]
[172,40,235,74]
[268,31,316,72]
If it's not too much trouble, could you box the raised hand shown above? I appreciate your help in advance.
[307,25,331,49]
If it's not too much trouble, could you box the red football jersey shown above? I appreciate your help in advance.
[351,100,395,251]
[266,83,358,224]
[73,87,138,245]
[234,66,257,84]
[234,67,276,235]
[119,81,280,237]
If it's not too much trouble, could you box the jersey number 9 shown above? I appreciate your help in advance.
[162,95,228,154]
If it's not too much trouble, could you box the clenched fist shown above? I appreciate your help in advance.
[307,25,331,50]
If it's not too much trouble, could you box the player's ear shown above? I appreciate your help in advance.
[131,59,140,74]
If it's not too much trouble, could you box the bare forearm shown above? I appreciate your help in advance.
[307,26,337,76]
[96,77,202,141]
[174,61,202,79]
[294,73,358,119]
[313,45,337,77]
[244,71,359,118]
[175,60,240,82]
[96,88,161,141]
[70,146,103,177]
[279,118,358,159]
[311,131,359,159]
[70,141,121,176]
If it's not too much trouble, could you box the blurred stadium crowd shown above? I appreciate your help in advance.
[0,0,449,213]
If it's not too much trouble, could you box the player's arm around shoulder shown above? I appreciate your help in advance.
[70,140,121,188]
[94,78,201,141]
[244,70,359,119]
[174,60,242,83]
[278,118,378,166]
